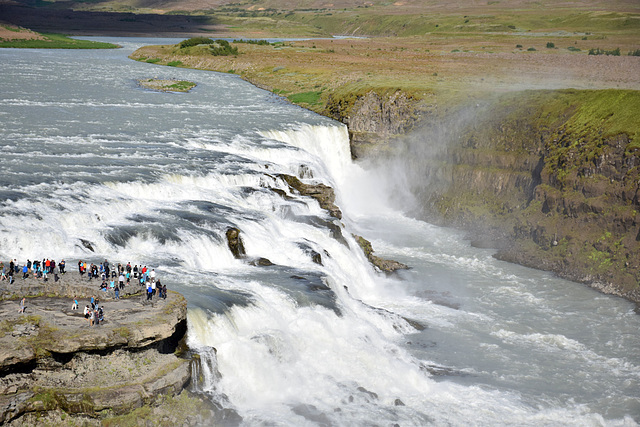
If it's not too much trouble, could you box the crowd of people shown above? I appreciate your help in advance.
[1,258,66,284]
[5,258,169,323]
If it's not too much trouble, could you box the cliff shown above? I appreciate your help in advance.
[405,89,640,303]
[324,89,429,159]
[0,273,213,425]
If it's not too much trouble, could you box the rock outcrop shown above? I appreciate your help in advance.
[226,227,246,258]
[353,234,409,273]
[325,89,428,158]
[0,273,207,425]
[278,173,343,219]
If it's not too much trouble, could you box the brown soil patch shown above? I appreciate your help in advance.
[0,22,44,41]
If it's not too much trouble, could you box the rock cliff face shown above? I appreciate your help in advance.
[0,274,212,425]
[325,89,428,158]
[380,89,640,303]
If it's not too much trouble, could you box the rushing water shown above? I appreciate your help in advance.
[1,38,639,426]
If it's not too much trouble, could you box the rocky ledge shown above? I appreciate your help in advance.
[0,273,211,425]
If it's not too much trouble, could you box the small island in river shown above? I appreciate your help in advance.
[137,78,196,93]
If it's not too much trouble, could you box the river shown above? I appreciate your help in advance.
[0,38,638,426]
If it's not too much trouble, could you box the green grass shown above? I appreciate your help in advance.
[287,91,323,105]
[168,81,197,91]
[0,33,119,49]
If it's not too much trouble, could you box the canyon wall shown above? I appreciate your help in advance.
[326,88,640,303]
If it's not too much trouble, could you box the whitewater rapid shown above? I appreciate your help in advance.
[1,38,639,426]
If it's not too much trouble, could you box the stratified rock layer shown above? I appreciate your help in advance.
[0,272,195,424]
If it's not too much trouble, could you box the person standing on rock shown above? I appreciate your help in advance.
[84,305,90,323]
[59,259,65,274]
[22,264,28,279]
[115,285,120,301]
[147,283,153,301]
[72,297,78,310]
[53,264,60,282]
[18,298,25,313]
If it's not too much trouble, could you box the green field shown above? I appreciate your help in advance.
[0,33,119,49]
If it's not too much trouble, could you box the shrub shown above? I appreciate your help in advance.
[233,39,272,46]
[146,58,161,63]
[567,46,581,52]
[178,37,213,48]
[167,60,183,67]
[546,42,555,48]
[588,47,621,56]
[516,44,522,48]
[209,40,238,56]
[628,49,640,56]
[527,47,536,51]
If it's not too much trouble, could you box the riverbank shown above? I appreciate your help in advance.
[0,271,213,425]
[0,23,119,49]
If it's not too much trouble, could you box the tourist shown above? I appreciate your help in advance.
[18,298,26,313]
[84,305,91,324]
[114,285,120,301]
[162,284,167,300]
[147,283,153,301]
[72,297,78,310]
[59,259,65,274]
[78,260,84,275]
[22,264,28,279]
[118,273,125,289]
[53,264,60,282]
[90,308,95,326]
[8,264,14,284]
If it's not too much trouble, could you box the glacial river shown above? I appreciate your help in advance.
[0,38,638,426]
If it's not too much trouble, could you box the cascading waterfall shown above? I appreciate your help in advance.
[184,124,433,424]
